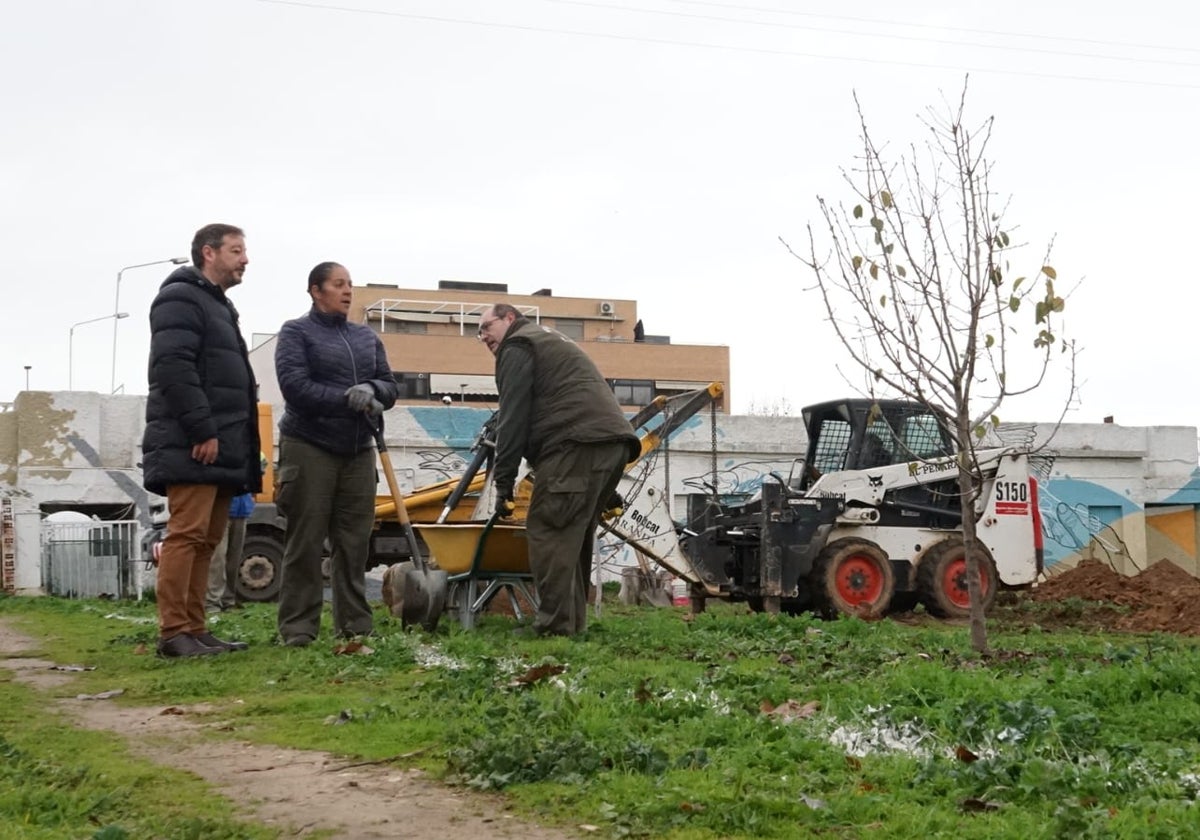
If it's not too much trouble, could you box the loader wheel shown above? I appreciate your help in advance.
[237,534,284,603]
[811,539,894,619]
[917,539,998,619]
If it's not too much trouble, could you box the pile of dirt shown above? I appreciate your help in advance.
[1030,559,1200,635]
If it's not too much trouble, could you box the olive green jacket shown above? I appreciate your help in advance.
[492,317,639,495]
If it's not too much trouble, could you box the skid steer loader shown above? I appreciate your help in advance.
[605,398,1045,619]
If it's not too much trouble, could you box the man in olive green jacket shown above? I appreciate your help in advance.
[479,303,640,636]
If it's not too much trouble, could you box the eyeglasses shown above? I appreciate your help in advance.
[477,318,499,339]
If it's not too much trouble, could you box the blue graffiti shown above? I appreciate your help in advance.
[1037,479,1133,567]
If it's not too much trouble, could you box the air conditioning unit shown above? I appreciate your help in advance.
[599,301,615,316]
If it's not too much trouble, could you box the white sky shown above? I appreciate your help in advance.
[2,0,1195,427]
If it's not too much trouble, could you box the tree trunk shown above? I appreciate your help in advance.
[956,424,990,655]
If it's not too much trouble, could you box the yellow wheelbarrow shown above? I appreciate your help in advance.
[416,510,539,630]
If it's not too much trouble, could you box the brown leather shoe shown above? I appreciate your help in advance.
[195,631,249,652]
[156,633,224,658]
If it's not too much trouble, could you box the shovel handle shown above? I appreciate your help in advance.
[374,424,427,571]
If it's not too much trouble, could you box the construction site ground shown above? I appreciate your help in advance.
[2,557,1197,837]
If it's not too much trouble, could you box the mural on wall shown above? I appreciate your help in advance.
[414,449,469,481]
[1036,479,1133,569]
[680,458,796,497]
[406,406,494,485]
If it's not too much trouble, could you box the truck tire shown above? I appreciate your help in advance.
[811,538,894,619]
[237,531,285,603]
[917,539,998,618]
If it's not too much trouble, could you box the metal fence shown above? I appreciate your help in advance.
[41,519,145,600]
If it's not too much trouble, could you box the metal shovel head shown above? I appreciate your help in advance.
[399,565,449,632]
[640,573,674,608]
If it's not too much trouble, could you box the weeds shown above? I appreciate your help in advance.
[4,592,1200,838]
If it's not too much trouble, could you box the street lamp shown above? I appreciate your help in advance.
[23,365,31,391]
[111,257,188,393]
[73,313,129,391]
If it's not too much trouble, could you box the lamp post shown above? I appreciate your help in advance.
[23,365,31,391]
[111,257,188,393]
[73,313,129,391]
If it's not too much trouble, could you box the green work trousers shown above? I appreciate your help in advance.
[525,440,629,636]
[275,435,377,642]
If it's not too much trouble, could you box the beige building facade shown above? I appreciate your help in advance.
[335,281,731,410]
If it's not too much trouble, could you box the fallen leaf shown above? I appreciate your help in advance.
[955,745,980,763]
[507,664,567,688]
[160,706,186,716]
[760,699,820,722]
[960,797,1000,813]
[333,641,374,656]
[76,689,124,701]
[578,825,599,833]
[777,653,796,666]
[678,801,706,812]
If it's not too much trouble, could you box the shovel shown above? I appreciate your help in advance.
[373,421,448,631]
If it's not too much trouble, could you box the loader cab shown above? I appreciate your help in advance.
[795,399,954,490]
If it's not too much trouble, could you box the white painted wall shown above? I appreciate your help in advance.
[2,390,1197,594]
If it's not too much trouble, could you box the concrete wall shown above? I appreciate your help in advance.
[3,391,1198,593]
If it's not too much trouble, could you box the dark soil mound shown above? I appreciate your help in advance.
[1029,559,1200,635]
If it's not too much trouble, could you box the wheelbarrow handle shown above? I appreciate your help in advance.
[437,411,498,524]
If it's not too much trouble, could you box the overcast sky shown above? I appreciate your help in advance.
[3,1,1195,428]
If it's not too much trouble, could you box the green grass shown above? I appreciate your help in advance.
[4,592,1200,838]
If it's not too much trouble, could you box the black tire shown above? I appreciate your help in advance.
[237,531,285,603]
[917,539,998,619]
[810,538,895,619]
[887,591,920,614]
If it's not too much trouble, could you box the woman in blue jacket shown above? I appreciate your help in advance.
[274,262,398,646]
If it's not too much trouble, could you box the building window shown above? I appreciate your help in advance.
[394,372,430,399]
[611,379,654,406]
[555,319,584,341]
[383,320,428,335]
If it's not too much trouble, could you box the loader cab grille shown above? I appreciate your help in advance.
[798,399,954,491]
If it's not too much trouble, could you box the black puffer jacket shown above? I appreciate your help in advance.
[275,307,398,456]
[141,266,262,496]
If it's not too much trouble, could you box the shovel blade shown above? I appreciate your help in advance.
[399,566,449,632]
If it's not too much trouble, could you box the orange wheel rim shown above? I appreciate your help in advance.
[942,557,989,608]
[835,555,886,605]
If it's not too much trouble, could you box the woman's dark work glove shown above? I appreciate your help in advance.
[345,383,376,412]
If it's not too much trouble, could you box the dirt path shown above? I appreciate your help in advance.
[0,620,575,839]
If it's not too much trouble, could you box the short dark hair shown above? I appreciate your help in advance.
[191,223,245,267]
[491,303,520,320]
[308,261,343,292]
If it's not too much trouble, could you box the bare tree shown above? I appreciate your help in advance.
[787,81,1076,653]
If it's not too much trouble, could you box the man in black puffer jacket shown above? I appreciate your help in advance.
[274,261,398,646]
[142,223,262,658]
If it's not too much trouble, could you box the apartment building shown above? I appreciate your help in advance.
[254,280,730,410]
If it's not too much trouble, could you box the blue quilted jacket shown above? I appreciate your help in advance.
[274,308,398,456]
